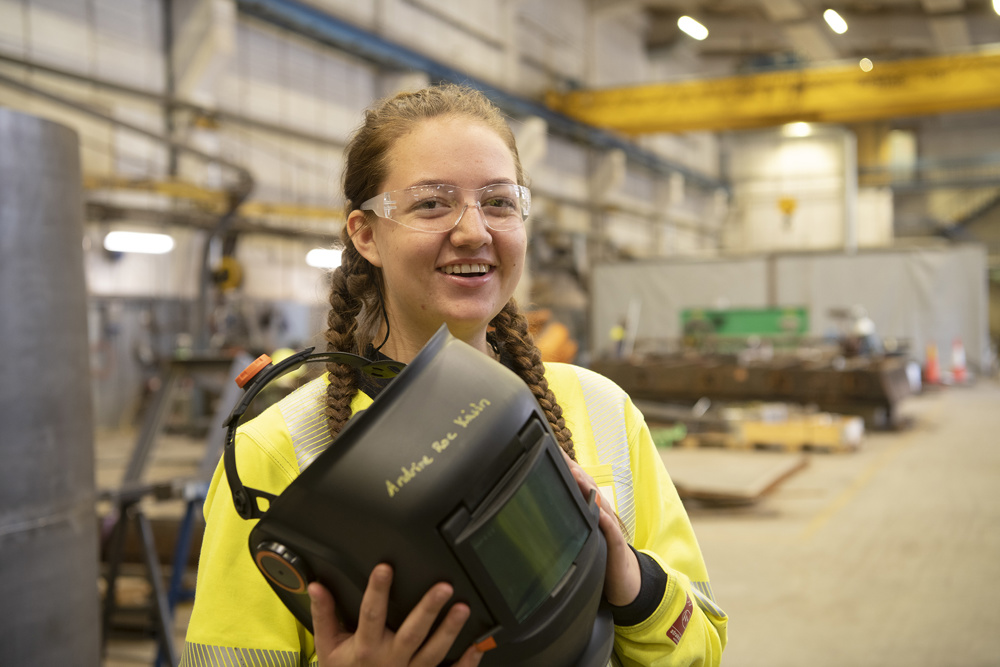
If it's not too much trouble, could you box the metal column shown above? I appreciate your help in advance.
[0,108,100,665]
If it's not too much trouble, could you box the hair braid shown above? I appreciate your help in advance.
[323,241,381,439]
[491,301,577,461]
[493,302,632,539]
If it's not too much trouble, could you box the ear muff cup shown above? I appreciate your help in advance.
[255,541,311,594]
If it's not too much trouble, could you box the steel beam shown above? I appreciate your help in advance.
[545,48,1000,133]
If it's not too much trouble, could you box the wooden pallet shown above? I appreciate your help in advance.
[679,414,864,453]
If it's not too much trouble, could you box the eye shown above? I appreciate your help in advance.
[482,196,518,212]
[406,191,457,217]
[413,198,445,211]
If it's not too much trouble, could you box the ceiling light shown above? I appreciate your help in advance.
[103,231,174,254]
[677,16,709,41]
[306,247,342,269]
[783,122,812,138]
[859,57,873,72]
[995,0,1000,16]
[823,9,848,34]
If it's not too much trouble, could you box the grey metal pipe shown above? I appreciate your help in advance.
[0,108,100,665]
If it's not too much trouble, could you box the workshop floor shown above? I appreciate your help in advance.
[689,377,1000,667]
[101,377,1000,667]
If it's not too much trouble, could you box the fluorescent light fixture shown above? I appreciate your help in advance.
[306,247,342,269]
[677,16,709,41]
[783,122,812,138]
[104,231,174,254]
[823,9,848,34]
[859,57,873,72]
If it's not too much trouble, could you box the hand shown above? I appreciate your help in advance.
[562,451,642,607]
[309,563,485,666]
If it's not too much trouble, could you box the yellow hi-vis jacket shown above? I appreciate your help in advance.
[181,362,728,667]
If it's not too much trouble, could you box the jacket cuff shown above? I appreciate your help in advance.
[608,545,668,627]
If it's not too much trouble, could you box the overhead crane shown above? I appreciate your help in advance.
[545,48,1000,134]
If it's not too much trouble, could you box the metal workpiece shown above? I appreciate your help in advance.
[0,108,100,665]
[592,353,913,430]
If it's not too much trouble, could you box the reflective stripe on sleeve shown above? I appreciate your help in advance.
[280,377,334,472]
[691,580,728,618]
[572,367,636,539]
[179,642,302,667]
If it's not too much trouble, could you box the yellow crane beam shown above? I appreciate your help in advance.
[545,49,1000,134]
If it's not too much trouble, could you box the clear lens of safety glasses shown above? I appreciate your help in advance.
[360,183,531,233]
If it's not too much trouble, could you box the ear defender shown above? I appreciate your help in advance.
[254,541,312,594]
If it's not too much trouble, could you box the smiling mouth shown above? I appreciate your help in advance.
[440,263,492,277]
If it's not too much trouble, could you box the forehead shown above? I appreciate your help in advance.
[383,115,517,190]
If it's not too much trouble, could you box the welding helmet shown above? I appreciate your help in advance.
[223,325,614,666]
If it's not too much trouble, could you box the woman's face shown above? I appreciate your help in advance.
[349,115,527,358]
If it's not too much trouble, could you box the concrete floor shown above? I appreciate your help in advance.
[689,378,1000,667]
[101,378,1000,666]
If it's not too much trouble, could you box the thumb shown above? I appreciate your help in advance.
[309,581,347,655]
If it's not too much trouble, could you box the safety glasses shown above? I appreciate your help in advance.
[359,183,530,233]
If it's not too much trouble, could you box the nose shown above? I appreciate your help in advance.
[450,202,493,247]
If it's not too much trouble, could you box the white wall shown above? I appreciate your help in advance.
[591,256,771,354]
[723,126,894,253]
[774,246,990,368]
[0,0,726,308]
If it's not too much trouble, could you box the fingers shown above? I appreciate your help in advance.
[562,452,625,549]
[560,449,581,477]
[590,491,642,607]
[412,599,475,665]
[561,450,596,500]
[354,563,393,647]
[311,567,474,667]
[394,581,457,657]
[559,451,642,606]
[595,493,625,546]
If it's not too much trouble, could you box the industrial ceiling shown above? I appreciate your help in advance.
[549,0,1000,132]
[634,0,1000,67]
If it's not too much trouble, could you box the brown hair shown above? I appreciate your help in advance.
[324,84,577,461]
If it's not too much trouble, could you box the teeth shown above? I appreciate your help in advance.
[442,263,489,275]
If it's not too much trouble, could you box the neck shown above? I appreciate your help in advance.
[372,323,494,363]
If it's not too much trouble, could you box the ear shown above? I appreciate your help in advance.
[347,210,382,268]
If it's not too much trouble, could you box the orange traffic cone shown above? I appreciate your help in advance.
[951,338,968,384]
[924,343,941,385]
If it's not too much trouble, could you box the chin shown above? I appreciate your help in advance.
[440,308,502,332]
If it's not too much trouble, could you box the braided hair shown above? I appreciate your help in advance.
[324,84,577,460]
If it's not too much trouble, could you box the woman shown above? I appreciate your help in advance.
[181,84,727,667]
